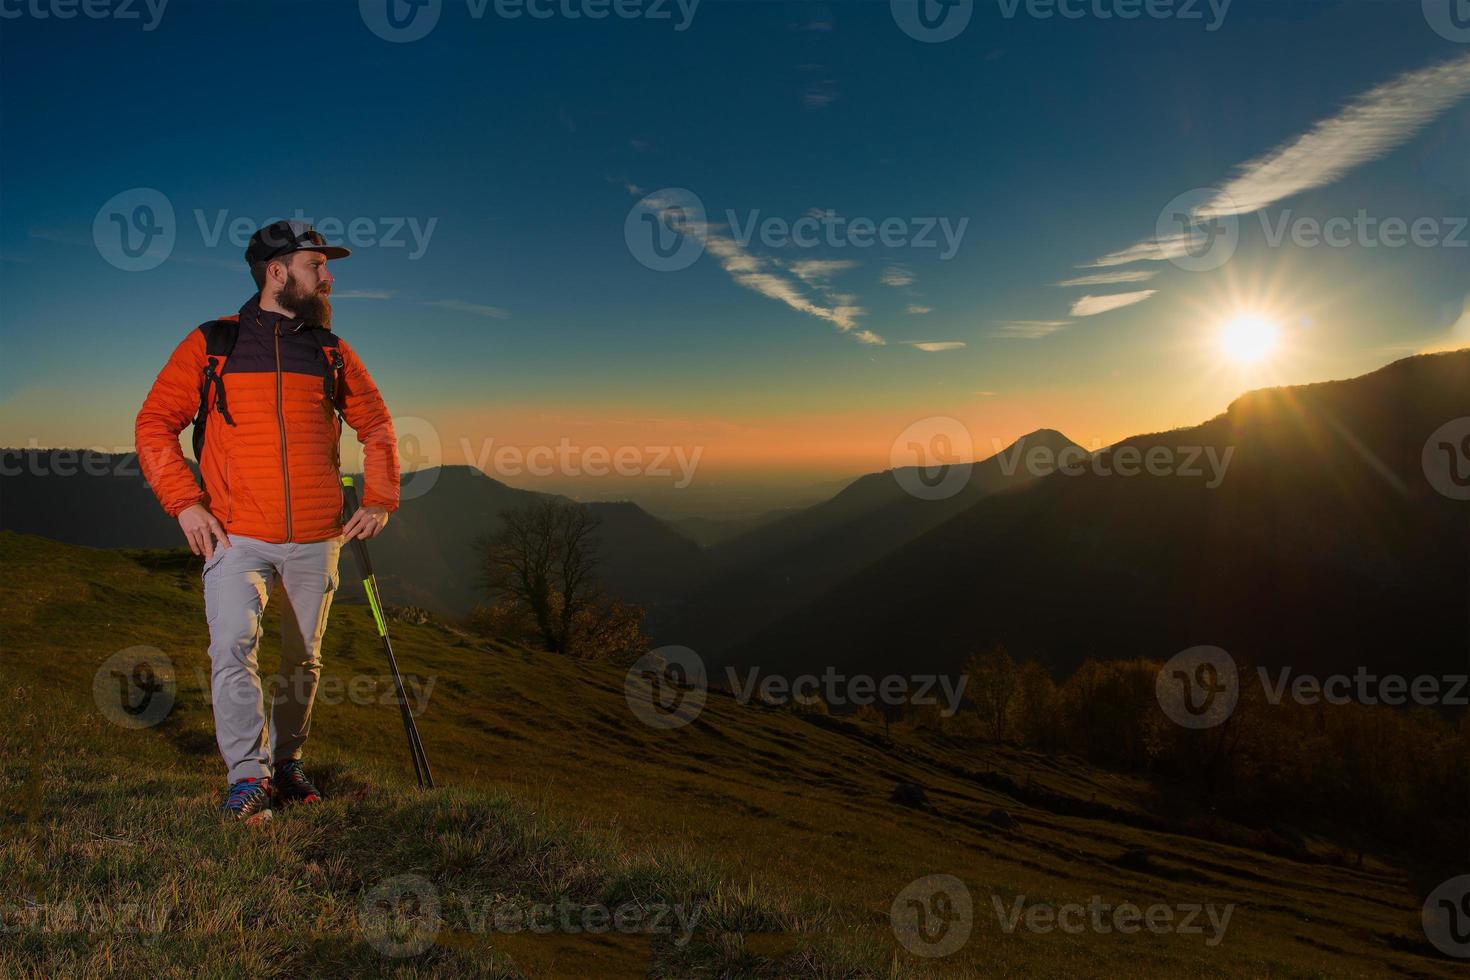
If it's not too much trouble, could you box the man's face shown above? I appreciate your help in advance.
[272,251,334,327]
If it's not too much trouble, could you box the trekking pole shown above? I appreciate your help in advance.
[341,476,435,790]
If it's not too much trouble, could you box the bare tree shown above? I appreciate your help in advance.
[476,498,602,655]
[965,645,1019,743]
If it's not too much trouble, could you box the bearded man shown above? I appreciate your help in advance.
[134,219,400,824]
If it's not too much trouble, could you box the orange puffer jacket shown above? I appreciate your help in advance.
[135,293,400,543]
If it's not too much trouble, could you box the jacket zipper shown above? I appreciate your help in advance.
[274,322,293,542]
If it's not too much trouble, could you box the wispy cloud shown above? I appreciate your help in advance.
[1070,291,1157,317]
[994,320,1071,339]
[906,341,966,352]
[1085,234,1199,269]
[704,236,869,334]
[638,188,879,344]
[1055,269,1157,287]
[788,259,857,285]
[802,78,839,110]
[793,5,834,31]
[1197,54,1470,218]
[880,265,914,288]
[1086,54,1470,271]
[334,289,395,300]
[906,304,932,315]
[429,299,510,318]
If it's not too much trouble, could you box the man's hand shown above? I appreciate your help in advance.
[179,503,230,559]
[341,505,390,542]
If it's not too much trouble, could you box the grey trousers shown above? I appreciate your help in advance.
[201,533,342,783]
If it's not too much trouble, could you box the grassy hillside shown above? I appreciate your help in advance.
[2,530,1460,977]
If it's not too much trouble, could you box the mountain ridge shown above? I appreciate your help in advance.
[724,348,1470,681]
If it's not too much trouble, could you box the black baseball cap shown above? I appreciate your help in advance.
[245,219,352,266]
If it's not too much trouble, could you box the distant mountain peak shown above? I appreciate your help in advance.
[997,428,1081,456]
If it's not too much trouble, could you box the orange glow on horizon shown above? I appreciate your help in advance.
[375,392,1195,484]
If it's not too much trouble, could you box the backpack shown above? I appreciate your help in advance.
[190,318,346,461]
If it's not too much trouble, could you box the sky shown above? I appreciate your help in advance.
[1,0,1467,516]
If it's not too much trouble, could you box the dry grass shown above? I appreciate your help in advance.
[1,530,1458,978]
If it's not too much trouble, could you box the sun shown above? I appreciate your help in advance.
[1219,313,1280,364]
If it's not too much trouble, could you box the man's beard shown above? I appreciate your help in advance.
[280,271,332,328]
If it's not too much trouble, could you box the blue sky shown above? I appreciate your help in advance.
[1,0,1467,510]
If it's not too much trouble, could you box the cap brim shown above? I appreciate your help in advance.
[302,245,351,260]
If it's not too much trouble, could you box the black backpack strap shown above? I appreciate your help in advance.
[307,328,346,410]
[191,319,239,460]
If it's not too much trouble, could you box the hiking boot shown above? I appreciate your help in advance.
[272,760,323,806]
[220,777,273,825]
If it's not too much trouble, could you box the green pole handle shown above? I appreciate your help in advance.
[341,476,385,636]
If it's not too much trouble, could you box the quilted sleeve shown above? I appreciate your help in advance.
[135,329,207,518]
[336,336,401,513]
